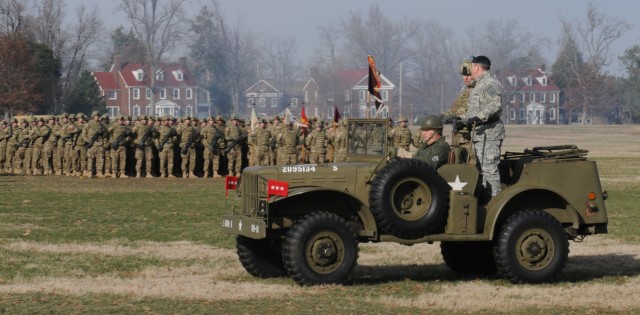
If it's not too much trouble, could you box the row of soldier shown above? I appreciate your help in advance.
[0,111,420,178]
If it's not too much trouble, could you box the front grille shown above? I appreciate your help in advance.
[240,174,268,217]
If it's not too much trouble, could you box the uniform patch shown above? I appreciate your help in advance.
[431,156,439,162]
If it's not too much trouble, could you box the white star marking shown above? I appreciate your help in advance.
[448,175,468,191]
[238,219,243,231]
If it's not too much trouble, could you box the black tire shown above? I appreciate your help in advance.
[236,235,286,278]
[494,210,569,284]
[441,241,498,277]
[369,158,449,239]
[282,211,358,286]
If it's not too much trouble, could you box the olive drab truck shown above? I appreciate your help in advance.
[221,118,609,286]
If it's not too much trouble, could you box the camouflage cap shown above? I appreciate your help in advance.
[68,113,76,119]
[460,59,472,76]
[91,110,100,117]
[398,115,408,122]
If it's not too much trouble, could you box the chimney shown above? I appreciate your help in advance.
[179,57,187,69]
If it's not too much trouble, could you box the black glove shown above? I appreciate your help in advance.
[466,117,483,125]
[442,115,459,124]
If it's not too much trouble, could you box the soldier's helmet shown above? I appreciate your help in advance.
[420,115,444,131]
[11,117,18,123]
[162,114,169,121]
[460,60,472,76]
[231,115,239,121]
[0,120,6,125]
[91,110,100,118]
[21,118,29,124]
[398,115,408,122]
[216,115,223,122]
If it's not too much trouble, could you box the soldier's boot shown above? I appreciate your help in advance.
[55,170,62,176]
[213,171,221,178]
[145,173,153,179]
[136,172,141,178]
[182,171,188,178]
[119,172,129,179]
[104,172,113,178]
[97,172,105,178]
[189,171,196,179]
[87,171,95,178]
[168,173,176,178]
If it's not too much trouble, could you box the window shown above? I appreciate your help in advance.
[156,71,164,81]
[259,98,266,108]
[520,93,525,103]
[290,98,298,108]
[145,106,150,115]
[519,109,525,120]
[509,109,516,120]
[531,93,536,103]
[185,88,192,99]
[146,88,152,99]
[359,90,366,101]
[173,89,180,99]
[525,76,532,86]
[344,90,350,101]
[327,91,333,102]
[271,98,277,107]
[314,91,319,101]
[132,88,140,100]
[304,91,309,102]
[540,93,546,103]
[107,106,119,117]
[159,89,166,99]
[510,93,516,103]
[173,70,183,81]
[327,107,334,119]
[108,91,117,100]
[247,98,254,107]
[186,105,193,116]
[135,69,144,81]
[508,76,517,86]
[550,93,556,103]
[133,106,140,118]
[541,77,547,86]
[381,90,388,101]
[550,107,556,120]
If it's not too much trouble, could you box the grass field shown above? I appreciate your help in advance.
[0,125,639,314]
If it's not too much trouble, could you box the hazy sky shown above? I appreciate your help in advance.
[67,0,638,74]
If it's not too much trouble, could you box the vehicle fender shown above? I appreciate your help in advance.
[484,184,581,240]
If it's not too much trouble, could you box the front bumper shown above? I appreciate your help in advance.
[221,215,267,239]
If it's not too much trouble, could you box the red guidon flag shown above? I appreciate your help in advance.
[267,179,289,197]
[225,175,238,197]
[367,55,384,114]
[300,106,309,128]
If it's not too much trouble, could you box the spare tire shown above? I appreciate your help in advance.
[369,158,449,239]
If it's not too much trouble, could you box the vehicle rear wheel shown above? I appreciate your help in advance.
[370,158,449,239]
[440,241,497,277]
[282,211,358,286]
[494,210,569,283]
[236,235,286,278]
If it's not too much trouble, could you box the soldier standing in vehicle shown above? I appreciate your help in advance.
[224,116,244,176]
[332,119,348,162]
[444,59,476,165]
[391,116,416,158]
[252,119,272,166]
[462,55,505,199]
[305,122,328,164]
[414,115,451,169]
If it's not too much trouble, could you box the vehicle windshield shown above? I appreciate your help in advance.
[347,121,387,157]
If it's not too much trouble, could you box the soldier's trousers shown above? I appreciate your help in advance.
[280,153,298,165]
[66,145,78,173]
[43,144,54,173]
[202,148,219,176]
[88,145,105,174]
[111,146,127,175]
[5,143,16,171]
[0,144,5,170]
[256,148,270,166]
[104,148,112,174]
[54,145,64,173]
[135,146,153,175]
[159,145,175,176]
[474,139,502,197]
[334,150,347,163]
[31,145,43,173]
[309,152,326,164]
[180,146,196,174]
[79,147,88,172]
[226,147,242,175]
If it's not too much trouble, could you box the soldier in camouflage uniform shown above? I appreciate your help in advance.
[391,116,416,157]
[108,116,131,178]
[277,121,299,165]
[201,116,225,178]
[65,114,83,176]
[252,119,272,166]
[444,60,476,165]
[177,116,198,178]
[75,114,89,177]
[4,119,18,173]
[42,116,57,175]
[84,111,106,178]
[101,116,113,177]
[0,120,9,172]
[132,116,154,178]
[224,116,244,176]
[270,117,281,165]
[413,115,451,169]
[332,119,348,162]
[157,115,178,178]
[53,114,67,175]
[305,122,328,164]
[461,55,505,199]
[15,119,34,174]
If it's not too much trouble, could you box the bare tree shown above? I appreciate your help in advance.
[119,0,187,115]
[555,2,631,124]
[317,23,341,74]
[0,0,27,33]
[261,36,301,84]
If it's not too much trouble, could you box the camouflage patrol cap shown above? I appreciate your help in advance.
[398,115,408,122]
[68,113,76,119]
[91,110,100,117]
[216,115,223,121]
[460,60,472,76]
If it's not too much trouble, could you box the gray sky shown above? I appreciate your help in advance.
[68,0,639,75]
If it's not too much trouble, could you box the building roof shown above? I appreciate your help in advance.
[93,60,196,91]
[93,72,118,90]
[502,68,560,92]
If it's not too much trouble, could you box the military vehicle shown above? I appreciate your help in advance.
[222,118,608,286]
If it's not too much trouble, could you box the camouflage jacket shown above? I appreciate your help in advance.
[461,71,505,141]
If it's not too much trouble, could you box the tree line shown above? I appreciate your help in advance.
[1,0,638,123]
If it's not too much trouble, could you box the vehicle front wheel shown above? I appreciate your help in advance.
[494,210,569,283]
[282,211,359,286]
[236,235,286,278]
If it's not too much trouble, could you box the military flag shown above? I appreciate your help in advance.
[250,107,259,132]
[368,55,384,115]
[267,179,289,198]
[285,108,293,124]
[333,105,341,123]
[300,105,309,127]
[225,175,238,197]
